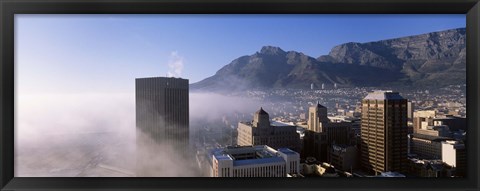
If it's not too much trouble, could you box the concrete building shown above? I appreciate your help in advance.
[442,140,466,177]
[413,116,434,133]
[135,77,189,176]
[330,144,358,172]
[307,102,329,133]
[211,145,300,177]
[414,115,466,134]
[409,133,453,159]
[360,91,408,175]
[303,103,353,162]
[237,108,300,152]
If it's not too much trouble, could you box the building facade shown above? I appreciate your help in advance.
[237,108,300,152]
[211,145,300,177]
[303,103,353,162]
[360,91,408,175]
[135,77,189,176]
[409,133,453,159]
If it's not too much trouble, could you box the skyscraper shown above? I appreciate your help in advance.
[303,102,353,162]
[136,77,189,176]
[307,102,329,133]
[360,91,408,175]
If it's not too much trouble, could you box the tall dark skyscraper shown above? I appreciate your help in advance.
[135,77,189,176]
[360,91,408,175]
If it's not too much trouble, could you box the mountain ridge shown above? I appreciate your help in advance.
[191,27,466,92]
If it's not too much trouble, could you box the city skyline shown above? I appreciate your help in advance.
[14,14,467,177]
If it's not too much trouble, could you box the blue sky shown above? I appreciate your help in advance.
[15,14,465,94]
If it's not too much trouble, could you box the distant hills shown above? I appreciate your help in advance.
[190,28,466,92]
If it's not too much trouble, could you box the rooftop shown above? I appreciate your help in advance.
[212,145,298,166]
[411,133,453,142]
[277,148,298,155]
[233,157,285,166]
[255,107,269,115]
[271,121,295,127]
[364,90,405,100]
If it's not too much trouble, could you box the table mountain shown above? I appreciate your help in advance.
[191,28,466,92]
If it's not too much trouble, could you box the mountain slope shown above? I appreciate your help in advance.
[191,28,466,92]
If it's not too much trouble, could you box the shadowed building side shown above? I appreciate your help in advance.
[135,77,189,176]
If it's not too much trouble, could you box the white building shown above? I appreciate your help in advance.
[211,145,300,177]
[441,140,466,168]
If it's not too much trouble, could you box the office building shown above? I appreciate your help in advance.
[307,102,330,133]
[136,77,189,176]
[360,91,408,175]
[303,103,353,162]
[237,108,300,152]
[409,133,453,159]
[211,145,300,177]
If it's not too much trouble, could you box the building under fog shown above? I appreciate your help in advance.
[211,145,300,177]
[237,108,300,152]
[360,91,408,175]
[135,77,189,176]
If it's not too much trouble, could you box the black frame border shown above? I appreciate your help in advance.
[1,0,479,191]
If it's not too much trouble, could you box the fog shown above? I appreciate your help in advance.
[189,92,262,122]
[15,92,262,177]
[15,93,136,177]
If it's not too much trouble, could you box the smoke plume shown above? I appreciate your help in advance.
[167,51,184,78]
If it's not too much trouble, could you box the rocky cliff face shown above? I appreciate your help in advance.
[191,28,466,92]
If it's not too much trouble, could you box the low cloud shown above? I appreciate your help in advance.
[189,92,262,122]
[14,92,262,177]
[15,93,136,177]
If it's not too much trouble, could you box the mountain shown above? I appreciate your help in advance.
[191,28,466,92]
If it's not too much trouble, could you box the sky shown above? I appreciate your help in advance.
[15,14,465,94]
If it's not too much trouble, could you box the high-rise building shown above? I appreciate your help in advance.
[307,102,329,133]
[360,91,408,175]
[303,103,353,162]
[211,145,300,177]
[237,108,300,152]
[135,77,189,176]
